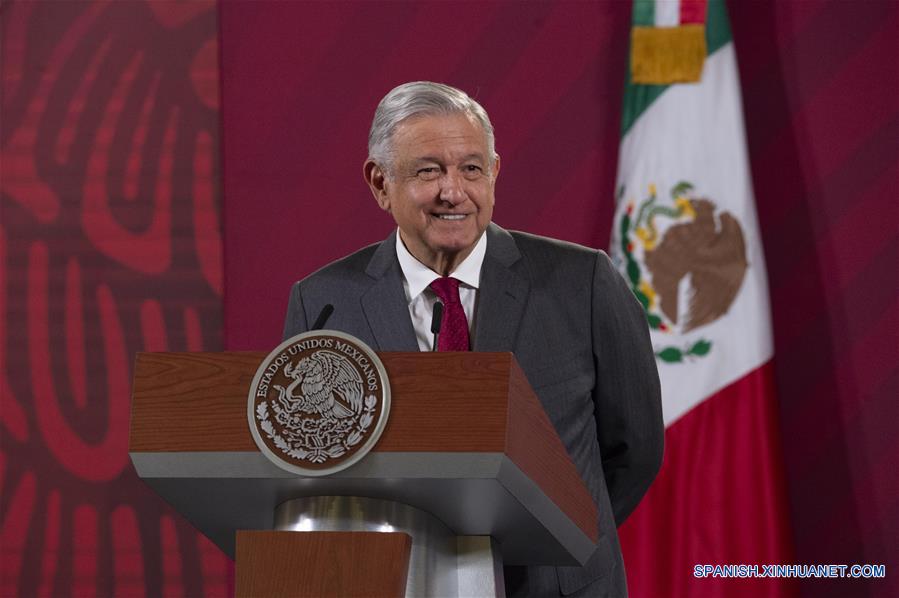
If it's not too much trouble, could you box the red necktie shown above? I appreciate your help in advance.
[429,277,470,351]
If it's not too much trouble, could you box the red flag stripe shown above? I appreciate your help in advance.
[619,363,797,598]
[680,0,707,24]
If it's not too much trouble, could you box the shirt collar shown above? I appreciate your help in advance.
[395,230,487,300]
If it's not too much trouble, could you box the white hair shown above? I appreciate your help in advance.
[367,81,496,175]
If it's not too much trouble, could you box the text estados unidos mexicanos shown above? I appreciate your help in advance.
[693,564,885,579]
[255,338,380,397]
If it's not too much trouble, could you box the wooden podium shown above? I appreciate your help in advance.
[130,351,598,597]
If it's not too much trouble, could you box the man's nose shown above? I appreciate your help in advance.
[438,170,466,205]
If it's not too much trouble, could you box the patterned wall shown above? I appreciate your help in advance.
[1,1,229,596]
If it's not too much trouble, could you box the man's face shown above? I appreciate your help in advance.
[365,112,499,274]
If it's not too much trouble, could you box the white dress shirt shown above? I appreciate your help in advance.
[395,231,486,351]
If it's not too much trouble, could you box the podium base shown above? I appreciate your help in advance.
[275,496,504,598]
[235,530,411,597]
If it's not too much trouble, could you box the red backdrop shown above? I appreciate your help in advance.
[2,1,896,596]
[731,3,898,596]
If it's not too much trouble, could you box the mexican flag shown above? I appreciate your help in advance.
[611,1,797,596]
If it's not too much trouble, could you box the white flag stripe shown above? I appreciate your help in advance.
[614,44,774,426]
[654,0,682,27]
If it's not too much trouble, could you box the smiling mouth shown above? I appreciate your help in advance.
[434,214,467,220]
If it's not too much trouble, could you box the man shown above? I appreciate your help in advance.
[283,81,663,597]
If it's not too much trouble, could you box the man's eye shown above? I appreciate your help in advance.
[417,168,439,180]
[462,165,483,178]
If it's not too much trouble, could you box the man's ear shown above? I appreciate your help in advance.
[363,159,390,211]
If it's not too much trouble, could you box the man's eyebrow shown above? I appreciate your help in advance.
[407,154,486,167]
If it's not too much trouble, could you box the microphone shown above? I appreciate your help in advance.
[430,301,444,352]
[311,304,334,331]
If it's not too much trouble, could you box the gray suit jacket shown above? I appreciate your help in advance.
[283,223,663,597]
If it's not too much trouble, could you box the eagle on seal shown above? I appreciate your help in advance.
[273,350,364,421]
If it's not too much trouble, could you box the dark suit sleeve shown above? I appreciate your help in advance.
[592,251,664,526]
[282,281,309,340]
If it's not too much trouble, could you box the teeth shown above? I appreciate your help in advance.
[437,214,466,220]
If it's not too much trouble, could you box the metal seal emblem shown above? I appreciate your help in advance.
[248,330,390,476]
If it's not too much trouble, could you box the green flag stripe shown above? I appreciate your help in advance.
[621,80,667,138]
[620,0,734,137]
[706,0,732,58]
[632,0,655,26]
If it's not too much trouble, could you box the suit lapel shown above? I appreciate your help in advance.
[473,224,530,352]
[360,231,419,351]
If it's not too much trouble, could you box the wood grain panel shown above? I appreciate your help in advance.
[131,351,261,451]
[375,352,509,451]
[130,351,511,452]
[235,531,410,598]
